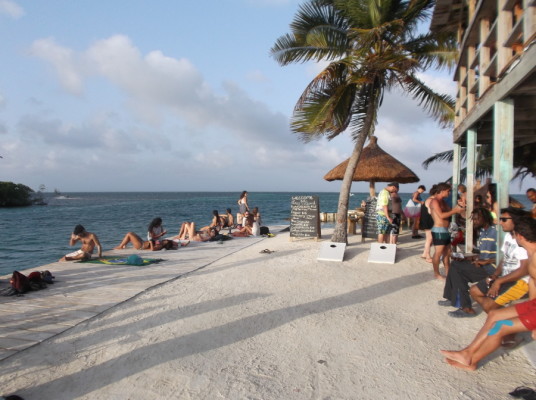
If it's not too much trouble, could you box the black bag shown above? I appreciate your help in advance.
[260,226,270,235]
[210,234,232,242]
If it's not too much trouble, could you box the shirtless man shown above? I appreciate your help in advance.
[60,224,102,261]
[429,182,464,279]
[440,216,536,370]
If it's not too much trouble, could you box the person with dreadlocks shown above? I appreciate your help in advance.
[438,207,498,318]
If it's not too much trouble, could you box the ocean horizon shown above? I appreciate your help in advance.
[0,191,532,276]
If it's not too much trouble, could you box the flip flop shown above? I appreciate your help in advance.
[260,249,274,254]
[501,336,523,349]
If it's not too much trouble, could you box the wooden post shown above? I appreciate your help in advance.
[465,129,477,254]
[452,143,461,223]
[493,98,514,259]
[369,181,376,197]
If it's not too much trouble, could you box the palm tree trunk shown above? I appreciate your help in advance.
[330,132,369,243]
[331,90,378,243]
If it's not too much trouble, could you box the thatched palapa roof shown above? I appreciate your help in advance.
[323,136,420,184]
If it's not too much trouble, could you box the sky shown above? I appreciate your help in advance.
[1,0,534,194]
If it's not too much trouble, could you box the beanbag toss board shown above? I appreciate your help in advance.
[368,243,396,264]
[317,241,346,262]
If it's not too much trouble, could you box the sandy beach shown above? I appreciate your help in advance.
[1,228,535,399]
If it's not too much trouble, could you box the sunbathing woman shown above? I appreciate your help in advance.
[232,211,254,237]
[175,222,216,242]
[114,232,152,250]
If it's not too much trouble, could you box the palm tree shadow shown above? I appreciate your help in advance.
[19,270,433,398]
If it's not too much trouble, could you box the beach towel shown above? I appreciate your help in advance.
[79,256,164,266]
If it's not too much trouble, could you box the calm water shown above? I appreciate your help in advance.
[0,192,531,276]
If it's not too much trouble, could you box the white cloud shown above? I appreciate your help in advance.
[0,0,24,19]
[30,38,85,95]
[30,35,304,152]
[416,71,456,97]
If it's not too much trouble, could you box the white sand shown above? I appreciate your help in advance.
[1,228,535,399]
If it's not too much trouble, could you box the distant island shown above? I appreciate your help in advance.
[0,181,46,207]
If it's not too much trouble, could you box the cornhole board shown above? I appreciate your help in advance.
[368,243,397,264]
[317,241,346,262]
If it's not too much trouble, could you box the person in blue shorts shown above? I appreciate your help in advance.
[429,182,465,279]
[376,182,399,243]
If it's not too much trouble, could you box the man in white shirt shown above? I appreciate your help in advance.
[470,207,529,314]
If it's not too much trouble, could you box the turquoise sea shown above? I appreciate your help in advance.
[0,192,531,276]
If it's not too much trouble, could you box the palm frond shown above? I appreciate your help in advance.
[271,1,348,65]
[400,74,455,127]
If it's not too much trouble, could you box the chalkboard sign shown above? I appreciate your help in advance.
[290,195,321,239]
[361,197,378,241]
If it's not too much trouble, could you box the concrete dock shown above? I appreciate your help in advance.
[0,235,268,361]
[1,228,535,399]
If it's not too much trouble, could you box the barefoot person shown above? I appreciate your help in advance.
[114,232,152,250]
[175,222,215,242]
[440,216,536,371]
[60,224,102,261]
[469,207,529,346]
[429,182,465,279]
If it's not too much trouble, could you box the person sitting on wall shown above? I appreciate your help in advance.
[59,224,102,261]
[439,216,536,371]
[438,207,497,318]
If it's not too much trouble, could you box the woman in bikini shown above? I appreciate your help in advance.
[232,211,254,237]
[175,222,215,242]
[200,210,224,232]
[237,191,249,226]
[114,232,153,250]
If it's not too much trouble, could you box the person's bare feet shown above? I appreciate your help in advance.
[445,358,477,371]
[440,349,472,366]
[114,245,125,249]
[434,274,446,280]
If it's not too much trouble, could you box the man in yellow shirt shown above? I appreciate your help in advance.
[376,182,398,243]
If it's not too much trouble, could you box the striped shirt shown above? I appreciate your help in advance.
[477,224,497,268]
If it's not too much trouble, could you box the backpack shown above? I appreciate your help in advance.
[260,226,270,235]
[10,271,31,294]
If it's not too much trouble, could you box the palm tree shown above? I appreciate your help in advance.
[422,142,536,183]
[271,0,456,242]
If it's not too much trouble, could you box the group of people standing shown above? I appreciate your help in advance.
[60,191,266,261]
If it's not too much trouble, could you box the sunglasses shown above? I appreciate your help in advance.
[499,217,512,222]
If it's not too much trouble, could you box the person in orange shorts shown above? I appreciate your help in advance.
[439,216,536,371]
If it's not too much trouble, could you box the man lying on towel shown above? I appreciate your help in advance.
[60,224,102,261]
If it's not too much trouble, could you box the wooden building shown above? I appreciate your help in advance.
[431,0,536,249]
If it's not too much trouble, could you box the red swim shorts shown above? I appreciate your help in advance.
[515,298,536,331]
